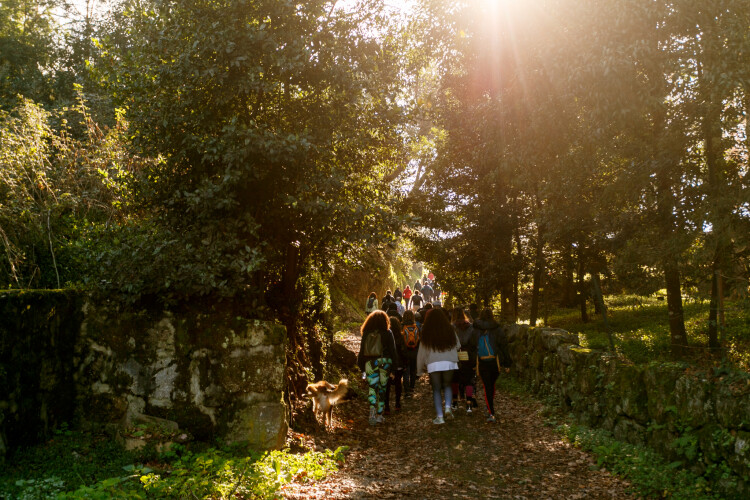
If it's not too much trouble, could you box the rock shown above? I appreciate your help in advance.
[330,342,357,369]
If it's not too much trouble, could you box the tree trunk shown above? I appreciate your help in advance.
[664,261,688,356]
[577,249,588,323]
[529,223,545,327]
[562,243,576,307]
[591,272,614,351]
[704,92,725,352]
[281,242,307,400]
[708,254,721,350]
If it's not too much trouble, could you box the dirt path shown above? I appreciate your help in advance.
[282,332,634,499]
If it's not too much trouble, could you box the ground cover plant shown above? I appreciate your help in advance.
[0,425,345,499]
[544,294,750,369]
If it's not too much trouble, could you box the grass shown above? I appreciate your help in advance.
[0,424,344,499]
[541,294,750,369]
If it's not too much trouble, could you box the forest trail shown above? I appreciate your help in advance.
[281,331,634,499]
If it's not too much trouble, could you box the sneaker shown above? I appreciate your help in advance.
[466,406,473,415]
[451,401,458,410]
[433,416,445,425]
[486,414,496,423]
[444,408,455,420]
[375,414,385,423]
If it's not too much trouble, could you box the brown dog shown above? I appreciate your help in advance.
[306,378,348,429]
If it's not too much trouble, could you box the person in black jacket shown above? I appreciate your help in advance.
[358,311,399,425]
[381,290,395,310]
[384,316,408,414]
[472,308,507,423]
[394,287,403,304]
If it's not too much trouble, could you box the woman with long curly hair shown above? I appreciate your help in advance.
[357,310,399,425]
[416,309,460,424]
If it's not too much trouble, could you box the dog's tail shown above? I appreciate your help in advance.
[328,379,349,404]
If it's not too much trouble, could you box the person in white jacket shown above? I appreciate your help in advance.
[417,309,460,424]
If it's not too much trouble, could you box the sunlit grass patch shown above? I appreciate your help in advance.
[544,296,750,369]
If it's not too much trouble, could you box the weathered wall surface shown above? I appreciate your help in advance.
[506,324,750,493]
[0,291,287,459]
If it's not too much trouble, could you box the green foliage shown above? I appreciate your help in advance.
[546,295,750,369]
[0,96,135,290]
[1,425,345,499]
[558,423,733,499]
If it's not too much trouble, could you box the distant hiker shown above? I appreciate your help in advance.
[386,301,402,324]
[433,281,441,298]
[382,290,394,310]
[414,280,422,293]
[401,310,420,395]
[395,298,405,316]
[384,316,408,415]
[428,272,435,282]
[421,282,434,303]
[417,309,460,424]
[365,292,379,314]
[472,309,507,423]
[358,311,399,425]
[411,290,424,310]
[394,287,403,304]
[403,285,412,309]
[451,308,478,414]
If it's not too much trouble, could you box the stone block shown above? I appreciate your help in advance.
[714,383,750,430]
[644,363,683,423]
[674,374,714,428]
[223,401,287,450]
[613,418,646,446]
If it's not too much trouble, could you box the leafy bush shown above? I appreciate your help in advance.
[558,423,738,499]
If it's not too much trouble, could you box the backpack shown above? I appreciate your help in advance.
[402,325,420,349]
[362,331,383,357]
[477,332,495,358]
[366,297,376,310]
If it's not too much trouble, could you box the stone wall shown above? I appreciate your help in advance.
[0,290,83,456]
[0,291,287,458]
[506,324,750,492]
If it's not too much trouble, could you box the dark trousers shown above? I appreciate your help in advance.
[385,368,403,410]
[478,359,500,416]
[403,351,418,390]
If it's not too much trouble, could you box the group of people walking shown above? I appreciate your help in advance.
[357,282,510,426]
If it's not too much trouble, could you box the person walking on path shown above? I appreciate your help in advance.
[421,282,434,304]
[473,309,506,423]
[384,317,408,415]
[358,311,399,425]
[381,290,395,310]
[411,290,424,310]
[417,309,460,424]
[400,309,420,395]
[451,307,478,414]
[414,279,422,294]
[403,285,412,309]
[394,287,403,304]
[365,292,379,314]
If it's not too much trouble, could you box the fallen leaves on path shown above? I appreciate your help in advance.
[282,331,634,499]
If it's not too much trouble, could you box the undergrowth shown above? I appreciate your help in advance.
[0,425,346,499]
[557,423,736,500]
[543,295,750,370]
